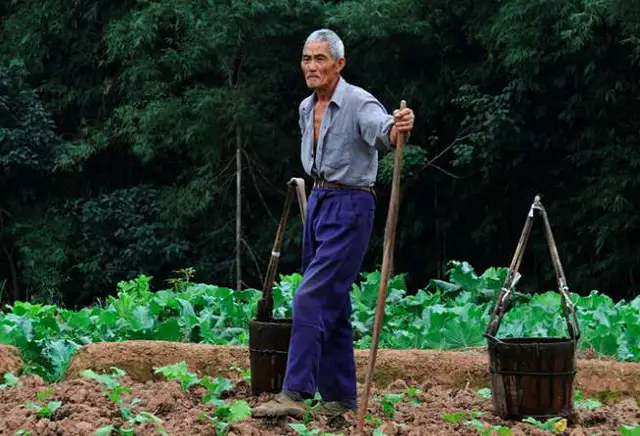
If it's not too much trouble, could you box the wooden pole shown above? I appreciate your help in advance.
[236,125,242,291]
[356,100,408,434]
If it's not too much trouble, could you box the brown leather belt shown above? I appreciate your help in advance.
[313,179,376,197]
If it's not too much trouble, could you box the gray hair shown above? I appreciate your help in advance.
[304,29,345,61]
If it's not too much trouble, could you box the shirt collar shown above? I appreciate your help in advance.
[328,76,347,108]
[302,76,347,113]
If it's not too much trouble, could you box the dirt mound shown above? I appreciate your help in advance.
[1,373,637,435]
[361,348,489,389]
[0,344,23,376]
[63,341,640,400]
[64,340,247,382]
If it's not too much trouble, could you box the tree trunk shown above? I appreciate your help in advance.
[0,210,19,303]
[434,181,442,278]
[236,124,242,291]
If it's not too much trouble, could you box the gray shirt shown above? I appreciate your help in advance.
[299,76,394,187]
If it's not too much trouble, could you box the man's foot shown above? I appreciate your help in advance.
[313,401,357,418]
[251,393,308,418]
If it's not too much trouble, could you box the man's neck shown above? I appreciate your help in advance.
[315,76,340,103]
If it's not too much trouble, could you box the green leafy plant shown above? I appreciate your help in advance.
[441,410,485,423]
[377,393,405,418]
[199,376,235,405]
[229,365,251,383]
[194,373,251,434]
[441,410,511,435]
[153,361,200,391]
[288,423,342,436]
[476,388,492,399]
[522,417,567,434]
[618,425,640,436]
[406,387,423,405]
[0,262,637,383]
[82,367,131,404]
[0,372,19,388]
[96,410,168,436]
[24,387,61,419]
[574,390,603,410]
[198,400,251,435]
[82,367,168,435]
[465,419,513,436]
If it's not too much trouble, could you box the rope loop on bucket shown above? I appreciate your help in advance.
[484,195,581,343]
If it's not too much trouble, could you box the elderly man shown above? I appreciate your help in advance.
[252,28,415,418]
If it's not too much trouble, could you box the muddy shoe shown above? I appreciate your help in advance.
[312,401,357,418]
[251,393,308,418]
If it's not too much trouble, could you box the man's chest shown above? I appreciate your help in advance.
[313,102,328,148]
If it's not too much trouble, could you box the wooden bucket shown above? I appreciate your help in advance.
[249,319,292,396]
[484,196,581,421]
[487,337,577,420]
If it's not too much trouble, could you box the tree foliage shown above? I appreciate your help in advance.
[0,0,638,305]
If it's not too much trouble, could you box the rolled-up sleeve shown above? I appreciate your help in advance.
[357,97,394,151]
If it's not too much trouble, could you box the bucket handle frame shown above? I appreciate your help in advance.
[254,177,308,322]
[484,195,581,342]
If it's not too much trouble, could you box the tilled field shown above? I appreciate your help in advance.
[0,343,638,435]
[0,372,638,435]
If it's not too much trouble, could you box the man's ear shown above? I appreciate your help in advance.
[337,57,346,72]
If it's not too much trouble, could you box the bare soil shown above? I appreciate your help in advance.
[0,373,637,435]
[1,342,638,435]
[0,344,23,377]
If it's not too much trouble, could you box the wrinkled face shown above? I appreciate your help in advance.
[301,41,345,90]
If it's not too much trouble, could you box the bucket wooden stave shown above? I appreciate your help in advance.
[248,319,292,396]
[488,337,577,421]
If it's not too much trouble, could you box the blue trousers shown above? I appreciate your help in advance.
[282,187,375,404]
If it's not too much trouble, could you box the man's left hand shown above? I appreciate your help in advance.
[393,103,414,132]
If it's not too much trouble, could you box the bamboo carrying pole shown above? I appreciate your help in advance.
[255,178,307,321]
[356,100,408,434]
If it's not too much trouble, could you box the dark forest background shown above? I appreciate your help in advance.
[1,0,639,307]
